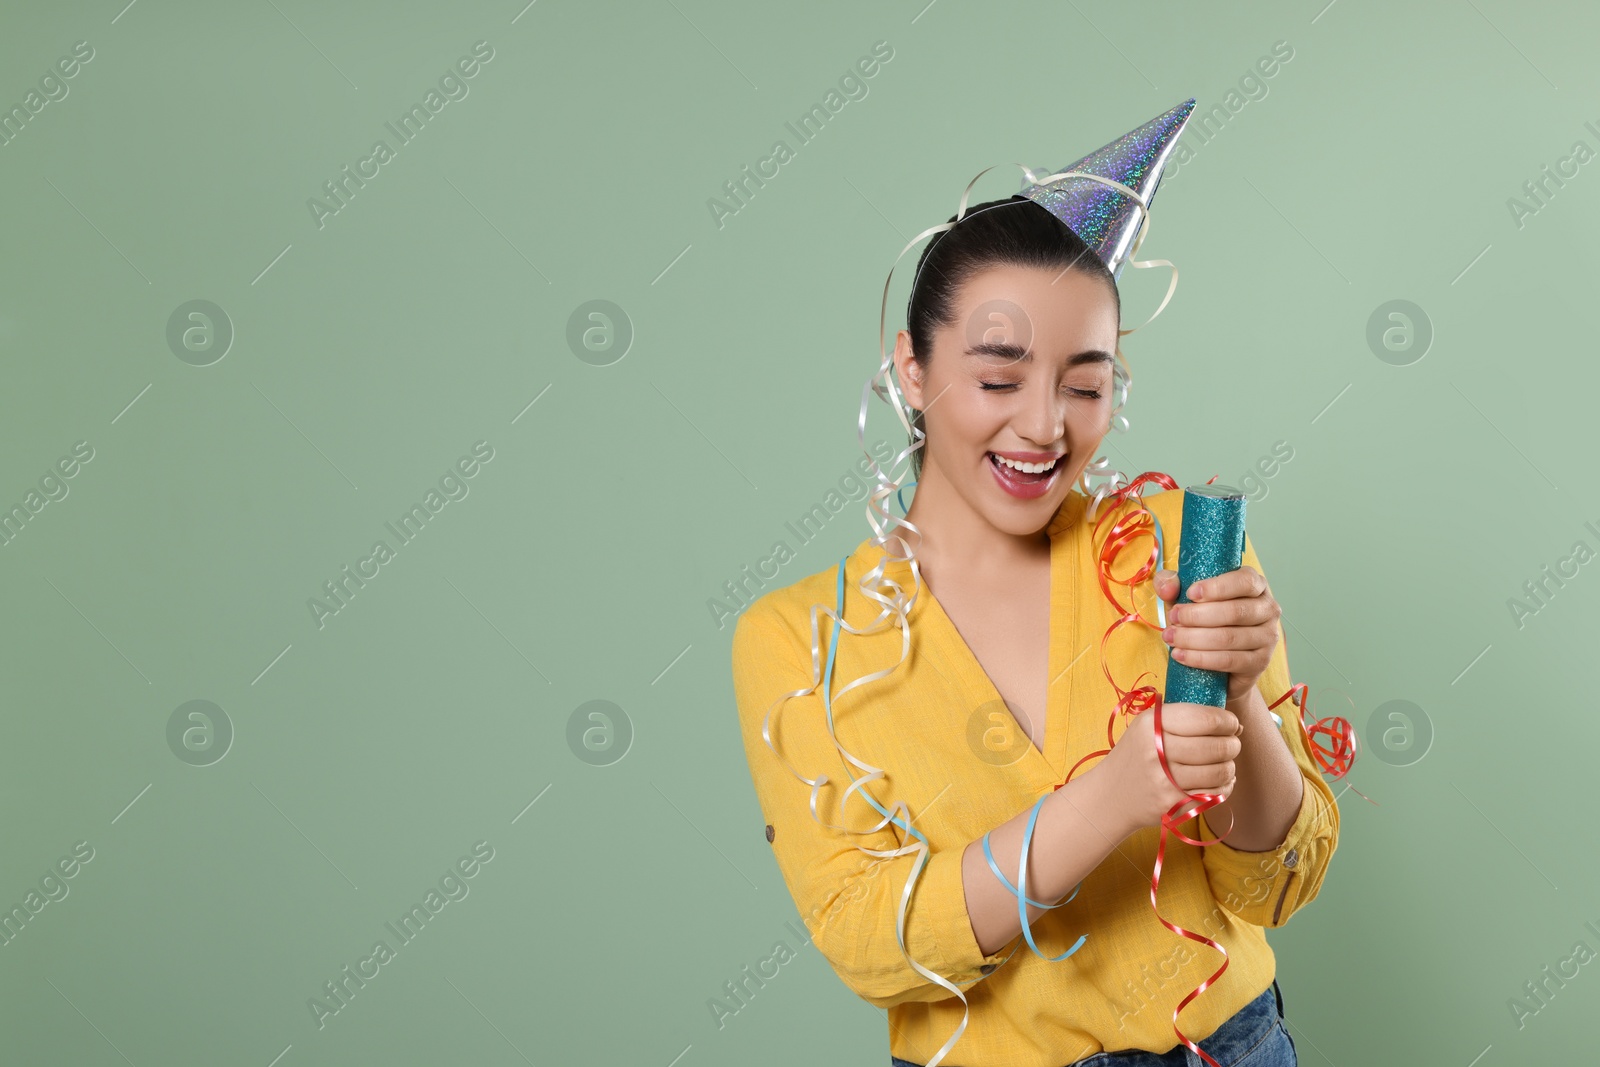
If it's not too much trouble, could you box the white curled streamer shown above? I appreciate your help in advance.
[759,161,1180,1067]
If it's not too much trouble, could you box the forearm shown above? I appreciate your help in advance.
[961,767,1134,956]
[1204,686,1303,852]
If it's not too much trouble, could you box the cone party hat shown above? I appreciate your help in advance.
[1020,98,1195,280]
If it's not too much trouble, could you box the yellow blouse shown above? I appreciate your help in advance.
[729,485,1340,1066]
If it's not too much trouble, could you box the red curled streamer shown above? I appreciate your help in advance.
[1052,471,1359,1067]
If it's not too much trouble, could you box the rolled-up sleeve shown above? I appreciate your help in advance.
[731,605,1012,1008]
[1196,532,1342,929]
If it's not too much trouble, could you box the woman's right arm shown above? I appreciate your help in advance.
[961,697,1245,955]
[959,769,1135,956]
[733,605,1241,1005]
[733,606,1013,1007]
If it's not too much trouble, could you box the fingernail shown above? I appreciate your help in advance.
[1161,628,1174,643]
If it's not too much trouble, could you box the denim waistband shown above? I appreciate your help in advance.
[891,978,1284,1067]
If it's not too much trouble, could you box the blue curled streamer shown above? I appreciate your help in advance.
[1016,797,1089,962]
[981,804,1088,962]
[981,824,1073,910]
[752,159,1181,1067]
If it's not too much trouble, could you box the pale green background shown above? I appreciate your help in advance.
[0,0,1593,1063]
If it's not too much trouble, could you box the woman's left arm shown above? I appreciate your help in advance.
[1155,532,1342,928]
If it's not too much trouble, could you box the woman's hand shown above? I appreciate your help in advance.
[1098,702,1242,832]
[1154,566,1281,704]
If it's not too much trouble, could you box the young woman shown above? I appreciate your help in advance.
[731,112,1339,1067]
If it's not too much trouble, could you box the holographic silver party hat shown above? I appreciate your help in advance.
[1020,98,1195,280]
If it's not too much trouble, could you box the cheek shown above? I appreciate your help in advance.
[933,392,1007,442]
[1066,394,1111,426]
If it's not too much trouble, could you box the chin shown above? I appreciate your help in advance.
[982,495,1063,535]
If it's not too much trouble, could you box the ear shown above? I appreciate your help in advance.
[892,329,924,410]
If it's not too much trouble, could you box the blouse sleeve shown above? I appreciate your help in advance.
[730,604,1013,1008]
[1195,531,1342,929]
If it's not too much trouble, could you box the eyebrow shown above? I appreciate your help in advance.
[964,341,1114,366]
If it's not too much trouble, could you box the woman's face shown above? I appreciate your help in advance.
[894,262,1119,537]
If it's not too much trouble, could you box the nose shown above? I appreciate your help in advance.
[1020,376,1067,447]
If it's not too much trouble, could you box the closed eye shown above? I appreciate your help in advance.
[979,380,1102,399]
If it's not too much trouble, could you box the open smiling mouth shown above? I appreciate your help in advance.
[986,451,1065,499]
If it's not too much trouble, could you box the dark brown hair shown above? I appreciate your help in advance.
[904,195,1121,480]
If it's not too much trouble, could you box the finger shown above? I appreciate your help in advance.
[1170,759,1235,794]
[1165,619,1279,652]
[1169,645,1270,675]
[1160,703,1240,738]
[1165,733,1242,766]
[1154,569,1179,604]
[1208,760,1238,792]
[1168,596,1279,630]
[1186,566,1265,605]
[1186,567,1260,603]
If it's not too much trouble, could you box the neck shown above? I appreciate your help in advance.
[890,452,1053,578]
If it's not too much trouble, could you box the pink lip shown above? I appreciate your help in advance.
[986,450,1065,500]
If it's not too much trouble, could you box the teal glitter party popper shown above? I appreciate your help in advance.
[1164,484,1248,708]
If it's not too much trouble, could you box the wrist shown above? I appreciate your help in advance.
[1226,684,1269,720]
[1058,762,1136,845]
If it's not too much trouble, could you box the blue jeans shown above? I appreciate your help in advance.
[892,979,1297,1067]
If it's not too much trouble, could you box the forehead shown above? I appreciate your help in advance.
[949,262,1119,355]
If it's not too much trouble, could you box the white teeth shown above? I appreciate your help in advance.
[992,453,1058,474]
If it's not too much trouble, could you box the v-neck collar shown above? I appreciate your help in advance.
[845,491,1092,789]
